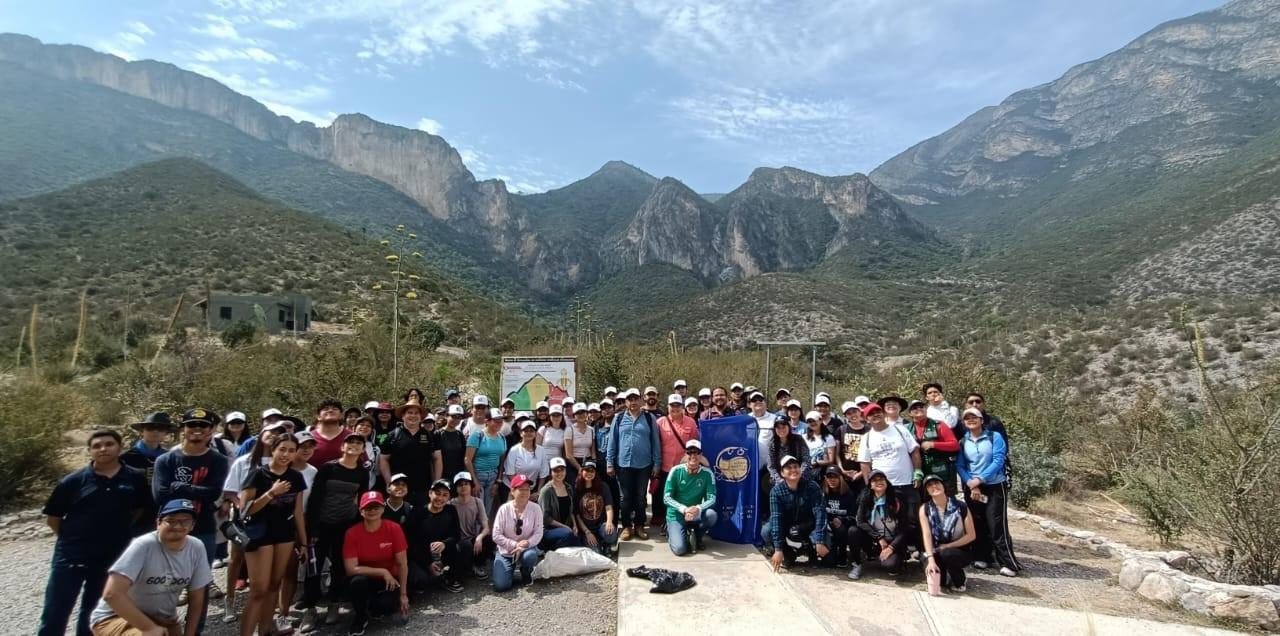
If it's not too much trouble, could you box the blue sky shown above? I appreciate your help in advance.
[2,0,1223,193]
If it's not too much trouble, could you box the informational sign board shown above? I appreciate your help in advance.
[500,356,578,410]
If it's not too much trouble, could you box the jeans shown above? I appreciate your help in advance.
[492,549,541,592]
[538,526,579,551]
[347,574,399,623]
[665,508,718,556]
[615,467,650,528]
[583,524,621,555]
[475,470,499,521]
[848,526,903,572]
[38,559,110,636]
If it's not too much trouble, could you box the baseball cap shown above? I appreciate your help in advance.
[780,455,800,467]
[473,395,490,407]
[363,400,380,411]
[814,395,831,406]
[158,498,196,518]
[181,408,217,427]
[684,397,698,407]
[745,386,758,394]
[747,392,765,402]
[625,388,641,398]
[962,407,984,419]
[501,397,515,407]
[549,457,566,470]
[785,399,802,410]
[854,395,871,406]
[603,386,618,395]
[804,410,820,421]
[489,408,503,420]
[359,492,386,509]
[453,471,474,484]
[698,387,712,398]
[775,388,791,398]
[550,405,564,415]
[922,474,944,486]
[588,403,600,412]
[841,401,859,413]
[514,411,532,421]
[510,474,532,489]
[293,431,316,445]
[562,396,575,405]
[573,402,587,412]
[261,408,283,420]
[263,420,289,432]
[445,389,460,399]
[730,382,744,391]
[668,393,683,405]
[389,473,409,485]
[535,400,549,410]
[824,466,842,477]
[582,460,598,470]
[644,386,658,395]
[448,404,465,416]
[908,399,927,411]
[224,411,246,423]
[684,439,702,451]
[520,420,537,431]
[861,403,884,417]
[430,479,452,492]
[673,379,687,389]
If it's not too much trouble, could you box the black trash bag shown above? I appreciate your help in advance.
[626,566,697,594]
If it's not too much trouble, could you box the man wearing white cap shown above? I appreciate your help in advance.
[652,394,701,534]
[642,386,662,417]
[762,455,829,571]
[773,388,792,418]
[603,386,619,401]
[607,389,662,540]
[234,408,284,457]
[815,394,843,431]
[467,395,491,435]
[663,439,717,555]
[672,380,688,401]
[728,383,745,410]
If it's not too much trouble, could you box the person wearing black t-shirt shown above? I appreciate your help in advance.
[120,412,173,536]
[379,397,435,506]
[433,414,469,484]
[238,435,308,636]
[39,430,149,636]
[300,434,371,629]
[406,480,464,594]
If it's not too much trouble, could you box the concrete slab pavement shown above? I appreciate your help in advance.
[617,538,1239,636]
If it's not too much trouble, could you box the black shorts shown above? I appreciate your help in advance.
[246,520,297,552]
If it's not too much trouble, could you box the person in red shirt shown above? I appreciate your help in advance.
[906,400,960,497]
[651,394,703,532]
[310,399,352,467]
[343,492,409,635]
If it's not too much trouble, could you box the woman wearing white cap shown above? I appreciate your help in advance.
[683,397,700,420]
[465,412,508,518]
[957,407,1021,576]
[563,403,595,487]
[538,457,580,550]
[537,405,568,460]
[782,400,805,435]
[802,411,837,483]
[504,420,550,495]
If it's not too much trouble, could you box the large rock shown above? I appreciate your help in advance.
[1137,572,1190,605]
[1208,594,1280,630]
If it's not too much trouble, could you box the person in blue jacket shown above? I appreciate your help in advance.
[606,388,662,541]
[956,407,1022,577]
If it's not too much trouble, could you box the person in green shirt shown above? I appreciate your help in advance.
[663,440,718,555]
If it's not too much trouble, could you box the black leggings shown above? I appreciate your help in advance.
[347,574,399,622]
[967,482,1022,571]
[823,522,855,566]
[930,547,970,587]
[848,527,904,572]
[303,522,349,606]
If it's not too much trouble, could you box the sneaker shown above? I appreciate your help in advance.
[274,614,295,635]
[999,567,1018,578]
[298,609,319,634]
[847,564,863,580]
[635,526,649,540]
[972,560,989,570]
[620,527,633,541]
[324,603,340,625]
[951,584,967,593]
[235,578,248,591]
[208,582,225,600]
[214,558,228,569]
[694,533,705,553]
[443,578,464,593]
[472,564,489,579]
[222,612,237,624]
[348,618,368,636]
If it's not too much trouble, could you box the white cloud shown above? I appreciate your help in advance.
[261,100,335,125]
[192,46,280,64]
[118,32,147,46]
[262,18,300,29]
[416,118,444,135]
[126,21,155,36]
[192,14,244,41]
[185,62,332,125]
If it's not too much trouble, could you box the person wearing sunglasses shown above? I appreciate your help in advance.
[491,474,544,591]
[662,440,718,555]
[88,499,212,636]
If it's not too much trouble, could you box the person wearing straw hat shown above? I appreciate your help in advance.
[122,412,174,536]
[379,394,435,507]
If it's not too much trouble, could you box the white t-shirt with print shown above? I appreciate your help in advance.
[856,425,920,486]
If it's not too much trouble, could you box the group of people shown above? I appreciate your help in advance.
[39,380,1020,636]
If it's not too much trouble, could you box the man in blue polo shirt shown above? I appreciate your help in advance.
[39,429,150,636]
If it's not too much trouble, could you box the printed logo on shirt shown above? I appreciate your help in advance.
[144,575,192,586]
[379,542,393,549]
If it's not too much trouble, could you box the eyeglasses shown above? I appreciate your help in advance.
[686,449,702,456]
[967,399,984,405]
[162,517,195,529]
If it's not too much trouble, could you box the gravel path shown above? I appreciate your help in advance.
[2,537,617,636]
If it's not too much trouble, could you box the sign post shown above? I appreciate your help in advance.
[500,356,579,410]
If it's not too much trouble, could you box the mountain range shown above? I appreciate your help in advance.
[3,0,1280,348]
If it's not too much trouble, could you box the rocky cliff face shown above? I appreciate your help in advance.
[870,0,1280,204]
[614,167,935,283]
[0,34,513,244]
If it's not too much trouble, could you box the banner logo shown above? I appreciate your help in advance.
[714,446,750,482]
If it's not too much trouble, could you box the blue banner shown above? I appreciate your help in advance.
[699,414,760,544]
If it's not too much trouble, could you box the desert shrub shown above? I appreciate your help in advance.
[0,378,93,506]
[1008,437,1063,507]
[219,320,258,348]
